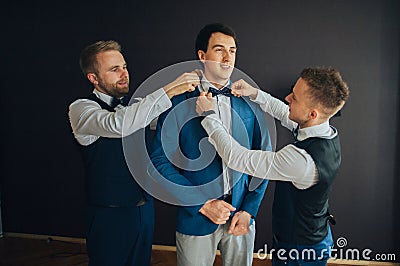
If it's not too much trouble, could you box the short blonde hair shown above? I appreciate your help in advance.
[79,40,121,75]
[301,67,350,117]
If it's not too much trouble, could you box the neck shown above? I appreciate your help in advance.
[211,82,226,89]
[203,72,229,89]
[95,86,108,95]
[95,86,125,98]
[299,118,328,129]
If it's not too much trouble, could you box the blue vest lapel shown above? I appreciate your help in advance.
[230,96,241,140]
[185,87,201,99]
[230,96,253,206]
[230,96,251,148]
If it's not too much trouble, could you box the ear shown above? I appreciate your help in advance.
[198,50,206,63]
[309,109,318,120]
[87,73,98,85]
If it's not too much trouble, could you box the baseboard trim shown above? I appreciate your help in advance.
[4,232,86,244]
[4,232,398,265]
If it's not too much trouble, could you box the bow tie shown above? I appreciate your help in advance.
[208,87,231,97]
[292,125,299,141]
[110,96,129,108]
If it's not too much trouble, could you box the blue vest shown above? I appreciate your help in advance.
[272,134,341,245]
[78,94,145,207]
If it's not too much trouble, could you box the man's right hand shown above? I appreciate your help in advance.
[230,79,258,99]
[164,72,200,99]
[199,199,236,224]
[196,92,214,115]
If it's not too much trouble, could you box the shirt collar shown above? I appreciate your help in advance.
[199,76,231,93]
[93,89,113,106]
[93,88,126,107]
[297,121,337,141]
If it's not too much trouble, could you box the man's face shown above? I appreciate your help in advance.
[285,78,314,127]
[198,32,236,88]
[91,50,129,98]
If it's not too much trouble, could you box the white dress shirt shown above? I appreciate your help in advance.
[69,88,171,146]
[201,89,338,190]
[199,77,232,194]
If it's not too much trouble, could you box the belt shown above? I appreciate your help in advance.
[136,197,147,207]
[91,197,147,208]
[222,194,232,204]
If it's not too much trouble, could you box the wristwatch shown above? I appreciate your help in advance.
[202,110,216,116]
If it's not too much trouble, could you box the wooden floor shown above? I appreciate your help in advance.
[0,235,397,266]
[0,236,269,266]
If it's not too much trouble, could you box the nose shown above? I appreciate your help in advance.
[121,68,129,78]
[222,50,232,62]
[285,93,292,104]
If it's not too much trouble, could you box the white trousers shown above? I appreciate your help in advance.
[176,221,256,266]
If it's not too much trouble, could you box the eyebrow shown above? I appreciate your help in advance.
[211,44,237,49]
[108,63,127,70]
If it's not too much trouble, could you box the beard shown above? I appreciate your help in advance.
[97,77,129,98]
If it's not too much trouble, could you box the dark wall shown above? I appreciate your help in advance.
[2,0,399,260]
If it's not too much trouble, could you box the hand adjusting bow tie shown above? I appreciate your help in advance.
[110,96,129,108]
[208,87,231,97]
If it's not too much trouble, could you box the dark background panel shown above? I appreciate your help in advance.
[1,0,399,260]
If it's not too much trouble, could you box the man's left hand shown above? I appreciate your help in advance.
[228,211,252,236]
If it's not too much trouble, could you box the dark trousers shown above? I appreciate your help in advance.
[272,227,333,266]
[86,199,154,266]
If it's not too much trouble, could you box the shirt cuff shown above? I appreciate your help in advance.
[250,89,269,105]
[152,87,172,111]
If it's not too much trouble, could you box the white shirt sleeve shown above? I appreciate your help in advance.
[201,115,317,189]
[68,88,171,146]
[251,90,298,131]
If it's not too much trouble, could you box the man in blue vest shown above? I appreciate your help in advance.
[68,40,200,266]
[150,23,271,266]
[196,67,350,266]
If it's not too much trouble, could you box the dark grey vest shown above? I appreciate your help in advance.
[79,94,145,207]
[272,134,341,245]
